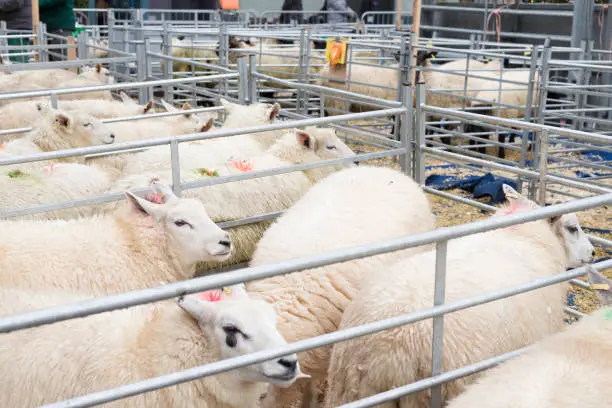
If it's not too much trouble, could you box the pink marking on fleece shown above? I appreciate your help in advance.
[501,201,524,215]
[43,163,55,174]
[145,192,165,204]
[228,159,255,172]
[199,289,224,302]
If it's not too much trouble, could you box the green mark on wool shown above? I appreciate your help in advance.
[604,308,612,321]
[193,168,220,177]
[7,169,28,179]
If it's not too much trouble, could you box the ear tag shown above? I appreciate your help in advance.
[223,287,233,295]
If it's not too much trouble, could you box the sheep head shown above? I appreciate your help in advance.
[123,179,232,266]
[32,108,116,152]
[499,184,594,268]
[177,285,308,388]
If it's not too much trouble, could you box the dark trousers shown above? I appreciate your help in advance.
[46,28,72,62]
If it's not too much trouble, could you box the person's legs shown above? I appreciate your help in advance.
[46,29,69,62]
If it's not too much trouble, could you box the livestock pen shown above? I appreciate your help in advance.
[0,10,611,408]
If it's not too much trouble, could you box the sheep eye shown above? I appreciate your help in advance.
[223,325,240,334]
[174,220,192,228]
[83,123,92,127]
[326,145,337,150]
[567,226,578,234]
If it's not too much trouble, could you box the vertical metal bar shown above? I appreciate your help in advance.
[77,31,88,61]
[248,54,258,104]
[50,92,58,109]
[429,240,448,408]
[161,22,171,102]
[296,28,306,114]
[302,29,313,115]
[571,0,594,53]
[415,83,426,185]
[36,22,47,63]
[519,45,539,168]
[144,37,153,102]
[170,138,182,198]
[537,129,549,206]
[237,56,247,104]
[136,41,147,105]
[400,85,412,175]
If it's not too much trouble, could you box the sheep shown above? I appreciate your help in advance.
[110,127,356,273]
[0,179,232,295]
[0,63,113,92]
[0,98,154,134]
[323,184,596,408]
[246,166,437,408]
[0,105,115,173]
[121,98,281,177]
[87,38,110,58]
[171,37,219,75]
[445,267,612,408]
[0,285,307,407]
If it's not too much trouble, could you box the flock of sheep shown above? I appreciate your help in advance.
[0,39,609,408]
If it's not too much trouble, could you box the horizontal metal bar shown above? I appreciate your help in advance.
[0,107,406,166]
[0,73,238,100]
[39,259,611,408]
[0,194,608,335]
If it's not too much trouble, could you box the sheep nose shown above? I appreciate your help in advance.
[277,358,297,372]
[354,161,360,166]
[592,250,596,257]
[109,134,116,141]
[218,238,231,248]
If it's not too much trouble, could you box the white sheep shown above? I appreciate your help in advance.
[0,63,113,89]
[171,37,219,75]
[0,105,116,173]
[445,267,612,408]
[246,165,437,408]
[323,185,595,408]
[120,98,281,177]
[0,98,154,133]
[0,179,232,295]
[0,162,114,220]
[0,285,306,407]
[111,127,356,272]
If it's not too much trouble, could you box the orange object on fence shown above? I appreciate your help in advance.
[220,0,239,10]
[325,38,347,69]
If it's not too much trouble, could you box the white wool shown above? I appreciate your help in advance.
[0,162,113,220]
[446,269,612,408]
[109,128,356,272]
[120,99,281,177]
[247,166,436,408]
[317,62,399,114]
[324,187,594,408]
[0,181,231,295]
[0,286,302,408]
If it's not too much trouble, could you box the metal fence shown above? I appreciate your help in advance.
[0,20,610,408]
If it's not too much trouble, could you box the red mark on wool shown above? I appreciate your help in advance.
[0,144,4,150]
[199,290,224,302]
[43,163,55,174]
[228,159,254,172]
[145,192,165,204]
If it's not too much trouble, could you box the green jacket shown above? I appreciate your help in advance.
[39,0,75,31]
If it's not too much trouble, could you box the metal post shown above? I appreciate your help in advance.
[537,129,549,206]
[144,37,153,104]
[415,83,426,185]
[302,29,313,115]
[570,0,594,53]
[237,56,248,104]
[136,41,147,105]
[248,54,258,104]
[50,92,58,109]
[296,28,307,114]
[170,138,182,198]
[77,31,88,61]
[576,41,594,132]
[429,240,448,408]
[161,22,172,102]
[400,84,412,175]
[35,22,47,63]
[87,0,95,28]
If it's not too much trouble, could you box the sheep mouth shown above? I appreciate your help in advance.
[263,373,297,383]
[211,249,232,259]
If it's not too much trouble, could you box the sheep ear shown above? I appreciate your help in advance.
[149,179,178,203]
[182,103,193,118]
[224,283,249,299]
[159,99,178,113]
[587,266,612,305]
[36,102,50,113]
[95,63,102,73]
[200,118,214,132]
[267,103,280,121]
[55,112,73,129]
[219,98,235,111]
[124,191,167,220]
[143,100,154,114]
[177,293,218,325]
[296,130,316,150]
